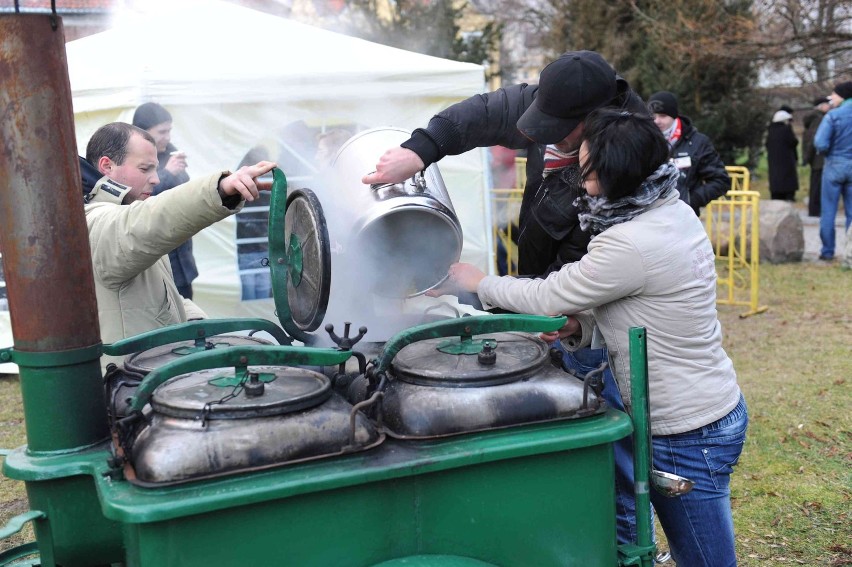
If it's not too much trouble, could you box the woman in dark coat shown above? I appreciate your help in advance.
[766,110,799,201]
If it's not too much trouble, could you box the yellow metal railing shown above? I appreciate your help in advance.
[490,157,527,275]
[704,167,768,317]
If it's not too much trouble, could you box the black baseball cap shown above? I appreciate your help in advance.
[517,50,617,144]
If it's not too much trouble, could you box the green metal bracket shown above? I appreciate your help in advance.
[373,314,566,375]
[103,318,292,357]
[209,371,277,388]
[436,337,496,355]
[617,543,658,566]
[128,345,351,412]
[627,326,656,567]
[0,541,40,567]
[0,511,45,540]
[0,345,102,368]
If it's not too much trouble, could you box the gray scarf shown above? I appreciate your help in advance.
[575,162,679,235]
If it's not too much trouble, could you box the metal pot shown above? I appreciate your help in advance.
[379,331,605,438]
[324,127,463,299]
[131,365,382,485]
[105,334,274,420]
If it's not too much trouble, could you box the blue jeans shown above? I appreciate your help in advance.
[557,345,639,545]
[819,159,852,258]
[650,395,748,567]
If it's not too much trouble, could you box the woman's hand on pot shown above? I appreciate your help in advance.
[539,316,580,342]
[361,147,424,185]
[425,263,486,298]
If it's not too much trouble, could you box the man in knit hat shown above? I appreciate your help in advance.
[132,102,198,299]
[647,91,731,215]
[803,96,832,217]
[814,81,852,261]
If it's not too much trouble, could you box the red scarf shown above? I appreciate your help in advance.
[664,117,682,147]
[542,145,579,177]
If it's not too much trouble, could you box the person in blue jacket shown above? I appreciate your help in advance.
[814,81,852,261]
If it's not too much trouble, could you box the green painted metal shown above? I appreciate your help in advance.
[16,357,108,454]
[103,318,292,356]
[0,345,102,367]
[374,314,566,374]
[0,542,40,567]
[0,511,44,539]
[267,168,314,345]
[128,345,351,412]
[207,371,277,387]
[622,327,655,567]
[107,413,630,566]
[372,556,499,566]
[25,475,124,567]
[435,337,496,355]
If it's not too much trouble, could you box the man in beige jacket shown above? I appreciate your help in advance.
[82,122,274,348]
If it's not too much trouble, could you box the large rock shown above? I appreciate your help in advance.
[843,225,852,269]
[758,201,804,263]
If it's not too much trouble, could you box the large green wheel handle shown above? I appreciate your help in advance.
[128,345,351,412]
[373,314,566,374]
[103,318,292,357]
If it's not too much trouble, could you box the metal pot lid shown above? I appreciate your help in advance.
[124,335,273,375]
[269,171,331,339]
[150,365,332,420]
[391,331,549,387]
[283,189,331,331]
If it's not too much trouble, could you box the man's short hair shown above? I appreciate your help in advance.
[85,122,155,166]
[580,109,669,201]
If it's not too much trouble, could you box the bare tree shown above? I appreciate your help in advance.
[751,0,852,86]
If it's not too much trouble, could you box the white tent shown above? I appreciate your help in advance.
[0,1,492,368]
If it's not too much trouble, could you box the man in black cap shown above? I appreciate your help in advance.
[362,50,646,547]
[647,91,730,216]
[802,96,832,217]
[362,50,646,277]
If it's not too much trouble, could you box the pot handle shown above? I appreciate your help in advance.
[127,345,351,412]
[103,318,292,357]
[372,314,566,375]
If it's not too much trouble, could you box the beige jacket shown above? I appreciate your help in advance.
[478,190,740,435]
[85,172,241,356]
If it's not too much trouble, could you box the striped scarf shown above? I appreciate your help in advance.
[575,162,679,235]
[542,145,579,177]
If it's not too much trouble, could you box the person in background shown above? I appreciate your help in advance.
[814,81,852,261]
[803,96,832,217]
[766,109,799,201]
[433,109,747,567]
[647,91,731,215]
[81,122,274,358]
[132,102,198,299]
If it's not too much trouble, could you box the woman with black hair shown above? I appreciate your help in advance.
[432,108,747,566]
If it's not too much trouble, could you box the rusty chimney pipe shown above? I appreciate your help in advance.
[0,14,108,452]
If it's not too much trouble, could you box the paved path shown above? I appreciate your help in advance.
[799,207,848,262]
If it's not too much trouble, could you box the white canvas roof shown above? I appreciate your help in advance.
[0,1,493,368]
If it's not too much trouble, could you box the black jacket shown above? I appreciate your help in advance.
[401,78,646,277]
[669,116,731,215]
[153,143,198,291]
[766,123,799,198]
[802,109,826,170]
